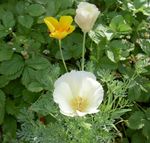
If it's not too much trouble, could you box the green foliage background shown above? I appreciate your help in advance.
[0,0,149,143]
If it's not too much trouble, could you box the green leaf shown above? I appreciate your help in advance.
[109,15,132,33]
[0,44,13,61]
[0,55,24,75]
[89,24,113,44]
[142,120,150,139]
[145,108,150,120]
[128,84,141,101]
[30,92,56,116]
[0,90,5,125]
[131,132,147,143]
[106,40,134,62]
[0,75,9,88]
[27,82,43,92]
[0,24,9,38]
[111,109,131,119]
[26,56,50,70]
[139,39,150,56]
[18,15,34,28]
[128,111,145,130]
[22,67,37,86]
[2,115,17,138]
[2,11,15,28]
[6,99,18,116]
[56,33,82,60]
[27,4,46,16]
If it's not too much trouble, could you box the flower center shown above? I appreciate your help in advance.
[70,96,89,112]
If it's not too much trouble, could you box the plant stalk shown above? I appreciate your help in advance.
[58,40,68,72]
[81,32,86,71]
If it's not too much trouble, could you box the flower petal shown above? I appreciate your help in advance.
[53,82,74,115]
[44,17,59,32]
[50,31,68,40]
[67,25,75,34]
[59,16,73,30]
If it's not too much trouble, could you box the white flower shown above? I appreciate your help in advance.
[75,2,100,33]
[53,71,104,117]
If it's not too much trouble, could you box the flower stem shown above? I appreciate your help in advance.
[81,32,86,71]
[58,40,68,72]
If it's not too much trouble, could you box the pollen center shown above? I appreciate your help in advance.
[70,96,89,112]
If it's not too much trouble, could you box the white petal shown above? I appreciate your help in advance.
[53,82,74,114]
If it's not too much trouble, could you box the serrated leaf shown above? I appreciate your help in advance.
[142,120,150,139]
[0,90,5,125]
[22,67,37,86]
[89,24,113,44]
[27,4,46,16]
[27,82,43,92]
[0,55,24,76]
[2,115,17,138]
[30,92,56,116]
[0,75,10,88]
[2,11,15,28]
[109,15,132,33]
[18,15,33,28]
[26,56,50,70]
[0,24,9,38]
[131,132,147,143]
[128,111,145,130]
[0,45,13,61]
[139,39,150,56]
[6,99,18,116]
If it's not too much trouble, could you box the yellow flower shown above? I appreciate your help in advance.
[44,16,75,40]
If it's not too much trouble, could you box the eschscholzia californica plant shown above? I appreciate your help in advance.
[75,2,100,71]
[44,16,75,72]
[53,70,104,117]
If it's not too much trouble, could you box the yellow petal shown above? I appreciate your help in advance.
[59,16,73,31]
[50,31,68,40]
[44,17,59,32]
[67,25,75,34]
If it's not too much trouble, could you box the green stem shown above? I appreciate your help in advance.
[81,32,86,71]
[58,40,68,72]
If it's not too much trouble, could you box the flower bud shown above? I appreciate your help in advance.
[75,2,100,33]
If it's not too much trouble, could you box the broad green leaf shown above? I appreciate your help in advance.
[0,75,9,88]
[0,44,13,61]
[128,111,145,130]
[18,15,34,28]
[2,115,17,138]
[27,82,43,92]
[131,132,147,143]
[139,39,150,56]
[56,33,82,60]
[2,11,15,28]
[109,15,132,33]
[22,89,39,103]
[30,92,56,116]
[6,99,18,116]
[145,108,150,120]
[0,55,24,75]
[89,24,113,44]
[128,84,141,101]
[15,1,25,14]
[27,4,46,16]
[106,40,134,62]
[22,67,37,86]
[142,120,150,139]
[0,90,5,125]
[0,24,9,38]
[26,56,50,70]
